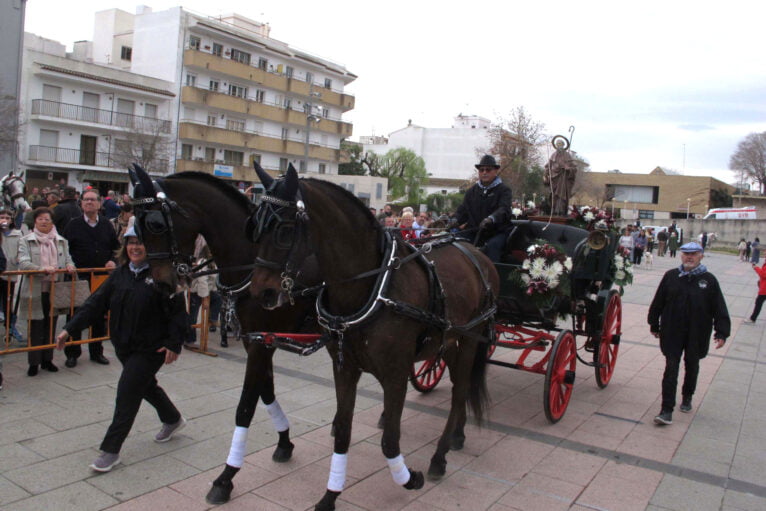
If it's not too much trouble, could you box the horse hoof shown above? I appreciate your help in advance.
[427,461,446,481]
[315,490,340,511]
[450,435,465,450]
[272,442,294,463]
[205,480,233,505]
[403,469,424,490]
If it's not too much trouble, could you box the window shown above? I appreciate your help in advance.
[376,183,383,200]
[228,84,247,98]
[205,147,216,161]
[279,158,288,172]
[120,46,132,61]
[258,57,268,70]
[39,129,59,148]
[300,160,307,172]
[223,150,244,166]
[230,48,251,65]
[318,163,326,174]
[305,72,313,84]
[144,103,157,118]
[283,97,292,109]
[212,42,223,56]
[189,36,201,50]
[185,74,197,87]
[207,115,217,127]
[251,153,262,165]
[285,66,293,78]
[209,80,219,92]
[181,144,193,159]
[281,127,289,140]
[639,210,655,219]
[226,118,245,132]
[184,107,196,120]
[324,78,332,89]
[254,89,265,103]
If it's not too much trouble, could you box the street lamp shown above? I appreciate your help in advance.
[302,89,322,173]
[686,198,691,219]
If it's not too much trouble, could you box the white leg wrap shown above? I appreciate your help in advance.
[387,454,410,485]
[225,426,248,468]
[327,453,347,492]
[265,400,290,432]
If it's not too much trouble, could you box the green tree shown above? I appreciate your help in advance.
[426,192,464,215]
[338,141,366,175]
[379,148,428,203]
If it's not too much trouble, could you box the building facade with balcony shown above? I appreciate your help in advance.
[88,6,356,187]
[18,33,175,194]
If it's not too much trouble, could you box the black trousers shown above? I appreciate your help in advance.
[661,342,700,412]
[750,295,766,321]
[28,292,55,366]
[100,350,181,454]
[65,274,105,359]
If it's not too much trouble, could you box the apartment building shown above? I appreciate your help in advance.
[18,33,175,193]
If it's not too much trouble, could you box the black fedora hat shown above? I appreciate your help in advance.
[475,154,500,170]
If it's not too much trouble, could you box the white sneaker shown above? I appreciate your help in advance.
[744,319,755,324]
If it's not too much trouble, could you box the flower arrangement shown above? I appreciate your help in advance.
[612,246,634,293]
[568,205,615,231]
[512,241,573,306]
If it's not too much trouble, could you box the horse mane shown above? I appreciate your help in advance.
[302,178,381,233]
[165,172,253,212]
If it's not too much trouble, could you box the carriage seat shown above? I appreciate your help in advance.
[501,220,589,264]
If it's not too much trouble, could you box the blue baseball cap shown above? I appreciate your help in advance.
[680,242,703,253]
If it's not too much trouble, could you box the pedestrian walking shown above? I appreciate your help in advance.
[55,226,189,472]
[648,242,730,425]
[745,260,766,324]
[738,239,747,262]
[668,231,679,258]
[751,238,761,264]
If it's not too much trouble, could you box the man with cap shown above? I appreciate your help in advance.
[648,241,730,425]
[53,186,82,234]
[454,154,512,262]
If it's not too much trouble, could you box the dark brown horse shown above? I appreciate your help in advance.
[128,165,318,505]
[248,164,499,511]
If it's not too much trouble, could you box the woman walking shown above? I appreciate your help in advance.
[668,231,679,258]
[56,227,188,472]
[745,260,766,324]
[751,238,761,264]
[738,239,748,262]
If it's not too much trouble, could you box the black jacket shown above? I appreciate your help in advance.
[455,181,513,230]
[53,198,82,234]
[63,216,120,268]
[648,267,730,359]
[65,265,188,356]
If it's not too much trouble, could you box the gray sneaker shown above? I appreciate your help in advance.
[154,417,186,443]
[680,397,692,413]
[90,451,120,472]
[654,411,673,425]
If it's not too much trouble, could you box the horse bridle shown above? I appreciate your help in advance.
[1,175,27,210]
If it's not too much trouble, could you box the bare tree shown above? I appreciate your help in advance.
[730,132,766,195]
[489,106,547,199]
[109,118,173,174]
[0,88,22,172]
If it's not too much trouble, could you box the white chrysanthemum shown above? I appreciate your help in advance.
[522,259,531,270]
[584,212,595,222]
[543,265,560,282]
[615,270,626,280]
[595,220,608,229]
[614,255,624,269]
[521,273,531,283]
[530,259,546,279]
[551,260,563,274]
[527,244,539,254]
[564,257,573,271]
[527,201,535,209]
[625,265,633,275]
[548,278,559,289]
[512,207,522,217]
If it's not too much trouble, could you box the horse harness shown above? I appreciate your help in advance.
[1,174,27,211]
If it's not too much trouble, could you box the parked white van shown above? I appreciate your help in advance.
[703,207,757,220]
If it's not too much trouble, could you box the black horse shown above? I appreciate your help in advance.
[248,164,499,511]
[128,165,318,505]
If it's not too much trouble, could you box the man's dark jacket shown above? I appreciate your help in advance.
[455,181,512,230]
[53,198,82,233]
[648,268,730,359]
[65,265,188,356]
[63,216,120,268]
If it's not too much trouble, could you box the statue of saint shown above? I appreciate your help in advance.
[544,136,577,216]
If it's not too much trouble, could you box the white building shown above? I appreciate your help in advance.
[18,33,175,193]
[362,114,494,196]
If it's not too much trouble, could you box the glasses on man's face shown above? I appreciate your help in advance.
[82,198,100,202]
[477,167,495,173]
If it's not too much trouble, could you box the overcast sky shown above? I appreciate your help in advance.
[23,0,766,183]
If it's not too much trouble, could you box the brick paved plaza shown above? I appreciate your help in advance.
[1,250,765,510]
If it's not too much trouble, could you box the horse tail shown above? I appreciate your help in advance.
[467,329,492,423]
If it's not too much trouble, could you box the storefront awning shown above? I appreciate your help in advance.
[81,171,130,183]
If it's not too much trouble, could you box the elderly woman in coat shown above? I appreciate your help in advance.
[18,207,76,376]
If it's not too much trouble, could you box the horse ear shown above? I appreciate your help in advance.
[131,163,155,198]
[253,160,274,189]
[128,166,139,188]
[284,163,299,199]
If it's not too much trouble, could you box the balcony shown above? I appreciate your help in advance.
[176,158,281,181]
[28,145,169,173]
[183,49,355,111]
[178,121,340,162]
[31,99,172,133]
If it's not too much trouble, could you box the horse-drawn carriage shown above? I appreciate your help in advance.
[410,219,622,423]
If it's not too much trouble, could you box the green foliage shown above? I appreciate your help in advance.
[426,192,464,215]
[338,141,366,175]
[379,148,428,203]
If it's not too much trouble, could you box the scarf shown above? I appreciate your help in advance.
[678,263,707,277]
[33,226,59,284]
[477,176,502,191]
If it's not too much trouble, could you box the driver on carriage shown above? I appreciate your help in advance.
[454,155,512,262]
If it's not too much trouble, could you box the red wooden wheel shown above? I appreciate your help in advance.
[410,357,447,393]
[544,330,577,423]
[595,290,622,388]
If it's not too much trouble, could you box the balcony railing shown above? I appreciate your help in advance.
[179,119,339,149]
[28,145,168,172]
[31,99,172,134]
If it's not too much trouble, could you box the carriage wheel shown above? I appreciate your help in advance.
[544,330,577,423]
[595,290,622,388]
[410,357,447,393]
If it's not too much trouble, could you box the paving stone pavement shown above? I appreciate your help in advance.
[1,250,765,510]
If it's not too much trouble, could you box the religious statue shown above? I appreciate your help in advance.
[543,134,578,216]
